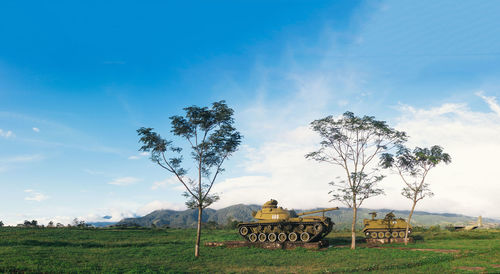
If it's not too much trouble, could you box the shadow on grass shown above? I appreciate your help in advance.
[328,236,366,246]
[413,234,424,242]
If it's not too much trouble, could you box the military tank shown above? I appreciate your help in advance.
[237,199,339,243]
[362,212,412,239]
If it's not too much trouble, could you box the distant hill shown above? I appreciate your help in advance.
[116,204,500,229]
[118,204,261,228]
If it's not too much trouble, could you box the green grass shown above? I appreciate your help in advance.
[0,227,498,273]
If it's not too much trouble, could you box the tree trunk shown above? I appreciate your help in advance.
[195,206,202,257]
[351,206,357,249]
[405,200,416,245]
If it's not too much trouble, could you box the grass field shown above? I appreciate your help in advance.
[0,227,499,273]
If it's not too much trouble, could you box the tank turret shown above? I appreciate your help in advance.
[237,199,339,243]
[362,212,412,239]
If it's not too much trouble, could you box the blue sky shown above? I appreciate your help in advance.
[1,1,500,225]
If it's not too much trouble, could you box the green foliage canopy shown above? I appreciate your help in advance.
[137,100,242,209]
[307,111,407,207]
[380,145,451,201]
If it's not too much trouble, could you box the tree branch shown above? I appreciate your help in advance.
[160,154,197,199]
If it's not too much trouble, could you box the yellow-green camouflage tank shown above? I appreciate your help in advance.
[237,199,339,243]
[362,212,412,239]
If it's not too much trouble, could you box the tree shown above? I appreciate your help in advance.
[138,100,242,257]
[306,111,406,249]
[73,218,88,228]
[0,221,3,227]
[380,145,451,244]
[23,220,38,227]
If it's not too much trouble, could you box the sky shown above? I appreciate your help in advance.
[1,0,500,225]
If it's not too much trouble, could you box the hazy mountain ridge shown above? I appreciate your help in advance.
[116,204,500,229]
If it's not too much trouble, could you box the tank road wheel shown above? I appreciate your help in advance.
[268,233,277,242]
[370,232,378,239]
[278,232,287,242]
[248,233,258,242]
[300,232,310,242]
[258,233,267,242]
[239,226,249,236]
[399,231,406,238]
[288,232,298,242]
[313,223,324,234]
[384,232,391,238]
[377,232,385,239]
[392,231,399,238]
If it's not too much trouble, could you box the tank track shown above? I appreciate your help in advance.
[363,228,411,239]
[237,220,333,243]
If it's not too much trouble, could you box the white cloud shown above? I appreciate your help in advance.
[213,125,339,210]
[24,189,49,202]
[136,200,186,216]
[211,94,500,220]
[475,91,500,116]
[79,201,185,223]
[379,98,500,219]
[151,176,178,190]
[0,129,14,138]
[108,177,141,186]
[81,209,135,223]
[128,152,150,160]
[32,127,40,133]
[3,200,187,226]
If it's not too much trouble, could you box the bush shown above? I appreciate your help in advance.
[444,224,455,231]
[428,225,441,232]
[202,221,219,230]
[21,220,39,228]
[224,220,240,229]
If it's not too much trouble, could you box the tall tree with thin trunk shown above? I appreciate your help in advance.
[137,101,242,257]
[380,145,451,245]
[306,111,406,249]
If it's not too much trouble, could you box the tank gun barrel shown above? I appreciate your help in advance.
[297,207,339,216]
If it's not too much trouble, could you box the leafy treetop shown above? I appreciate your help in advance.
[137,100,242,209]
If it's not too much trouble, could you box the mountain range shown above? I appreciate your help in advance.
[116,204,500,229]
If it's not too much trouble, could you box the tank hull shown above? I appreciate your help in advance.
[362,213,412,239]
[237,218,333,243]
[237,199,338,243]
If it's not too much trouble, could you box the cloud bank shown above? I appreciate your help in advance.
[208,93,500,219]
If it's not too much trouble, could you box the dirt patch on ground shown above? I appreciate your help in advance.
[455,266,486,271]
[492,264,500,268]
